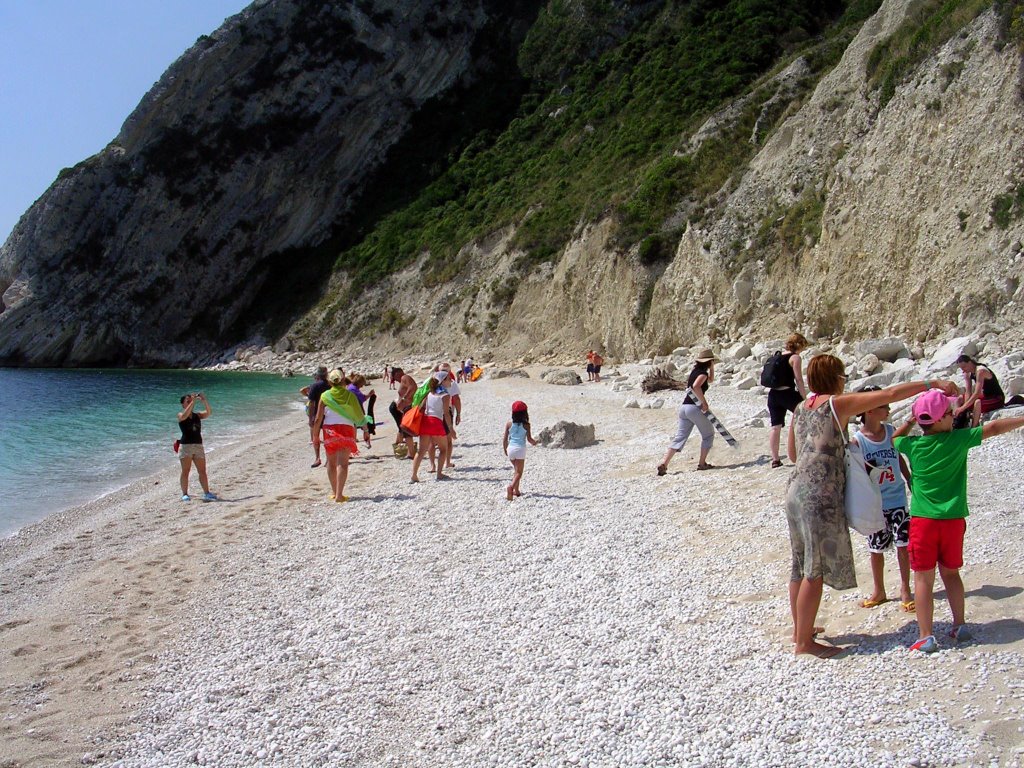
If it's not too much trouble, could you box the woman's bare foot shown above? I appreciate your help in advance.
[795,641,843,658]
[410,476,419,484]
[506,485,514,501]
[791,627,825,643]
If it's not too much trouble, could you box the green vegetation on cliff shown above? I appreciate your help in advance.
[867,0,1024,109]
[314,0,887,327]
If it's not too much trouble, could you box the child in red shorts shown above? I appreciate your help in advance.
[894,389,1024,653]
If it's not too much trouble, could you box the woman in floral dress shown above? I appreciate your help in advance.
[785,354,956,657]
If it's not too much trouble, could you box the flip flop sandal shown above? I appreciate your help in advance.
[657,464,667,476]
[859,598,889,609]
[696,463,715,470]
[900,600,916,613]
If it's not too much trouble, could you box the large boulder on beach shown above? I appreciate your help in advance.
[855,337,910,362]
[537,421,597,449]
[857,353,882,374]
[724,342,752,361]
[489,368,530,379]
[855,357,918,388]
[540,369,583,386]
[929,336,979,371]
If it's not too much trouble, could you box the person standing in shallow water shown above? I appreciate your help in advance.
[177,392,217,502]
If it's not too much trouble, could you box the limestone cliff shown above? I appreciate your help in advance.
[298,0,1024,363]
[3,0,1023,367]
[0,0,541,365]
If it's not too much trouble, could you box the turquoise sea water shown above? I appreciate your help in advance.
[0,369,307,537]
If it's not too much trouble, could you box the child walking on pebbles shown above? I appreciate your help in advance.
[503,401,539,501]
[854,386,914,613]
[894,389,1024,653]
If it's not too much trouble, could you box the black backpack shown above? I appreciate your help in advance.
[760,351,792,388]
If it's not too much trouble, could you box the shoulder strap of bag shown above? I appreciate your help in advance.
[827,396,845,436]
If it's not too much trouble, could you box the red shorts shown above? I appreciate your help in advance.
[980,395,1004,413]
[419,415,447,436]
[322,424,358,456]
[908,516,966,571]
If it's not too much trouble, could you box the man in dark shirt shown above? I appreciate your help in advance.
[301,367,331,467]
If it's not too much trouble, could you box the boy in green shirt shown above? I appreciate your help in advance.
[894,389,1024,653]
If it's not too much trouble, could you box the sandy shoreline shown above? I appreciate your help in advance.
[3,368,1024,767]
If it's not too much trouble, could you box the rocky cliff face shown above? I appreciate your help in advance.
[3,0,1023,367]
[0,0,540,365]
[298,0,1024,363]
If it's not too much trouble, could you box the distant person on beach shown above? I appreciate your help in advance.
[766,333,809,468]
[784,355,957,658]
[410,372,454,483]
[300,366,330,468]
[313,369,370,503]
[853,385,914,613]
[347,374,375,448]
[389,370,417,459]
[177,392,217,502]
[657,349,717,475]
[592,352,604,383]
[895,390,1024,653]
[503,400,539,501]
[586,351,595,382]
[389,366,401,390]
[954,354,1004,427]
[438,363,461,470]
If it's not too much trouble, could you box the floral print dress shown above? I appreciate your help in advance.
[784,398,856,590]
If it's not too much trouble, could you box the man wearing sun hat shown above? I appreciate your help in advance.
[893,388,1024,653]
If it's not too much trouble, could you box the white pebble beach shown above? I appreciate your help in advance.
[3,365,1024,767]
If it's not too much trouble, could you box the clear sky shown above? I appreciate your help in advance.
[0,1,248,243]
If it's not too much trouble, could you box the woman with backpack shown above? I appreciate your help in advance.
[766,333,809,468]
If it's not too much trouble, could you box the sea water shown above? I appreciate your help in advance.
[0,368,309,537]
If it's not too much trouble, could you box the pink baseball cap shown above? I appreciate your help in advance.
[912,389,957,424]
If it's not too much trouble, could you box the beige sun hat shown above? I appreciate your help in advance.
[694,348,717,363]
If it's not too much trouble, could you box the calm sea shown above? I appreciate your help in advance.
[0,368,308,537]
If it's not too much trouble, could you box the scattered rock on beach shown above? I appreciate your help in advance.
[854,337,910,362]
[489,368,530,379]
[929,336,978,371]
[540,369,583,386]
[857,353,881,374]
[537,421,596,449]
[624,398,640,408]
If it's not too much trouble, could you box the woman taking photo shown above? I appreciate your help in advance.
[657,348,717,475]
[785,354,956,657]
